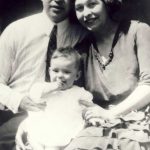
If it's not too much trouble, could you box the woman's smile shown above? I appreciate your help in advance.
[75,0,108,31]
[84,16,99,29]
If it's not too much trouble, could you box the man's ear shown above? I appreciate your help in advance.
[75,70,81,81]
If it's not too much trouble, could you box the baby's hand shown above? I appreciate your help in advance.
[50,80,64,91]
[41,81,64,96]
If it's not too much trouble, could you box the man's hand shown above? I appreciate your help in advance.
[19,96,46,112]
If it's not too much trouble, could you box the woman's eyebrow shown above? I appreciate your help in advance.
[88,0,97,2]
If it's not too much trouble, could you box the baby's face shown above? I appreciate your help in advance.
[49,57,79,90]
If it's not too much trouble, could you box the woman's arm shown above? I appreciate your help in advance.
[110,85,150,117]
[82,85,150,120]
[110,22,150,117]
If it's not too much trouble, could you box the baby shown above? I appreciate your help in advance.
[17,47,93,150]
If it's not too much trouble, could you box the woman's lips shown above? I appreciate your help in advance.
[85,17,98,26]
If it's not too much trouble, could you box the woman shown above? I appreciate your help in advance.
[65,0,150,149]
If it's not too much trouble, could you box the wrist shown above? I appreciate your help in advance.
[18,96,28,112]
[108,109,121,120]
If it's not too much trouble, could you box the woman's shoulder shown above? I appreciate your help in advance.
[118,20,150,38]
[130,20,149,30]
[129,20,150,41]
[122,20,149,32]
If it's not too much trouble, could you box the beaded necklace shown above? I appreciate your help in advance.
[93,47,114,70]
[92,23,121,70]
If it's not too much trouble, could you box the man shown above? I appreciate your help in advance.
[0,0,88,149]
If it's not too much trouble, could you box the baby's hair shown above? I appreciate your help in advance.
[51,47,81,70]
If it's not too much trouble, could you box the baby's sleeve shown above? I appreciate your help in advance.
[29,82,46,103]
[79,87,93,102]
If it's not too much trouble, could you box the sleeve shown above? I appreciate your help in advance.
[0,24,24,113]
[135,22,150,86]
[29,82,46,103]
[79,87,93,102]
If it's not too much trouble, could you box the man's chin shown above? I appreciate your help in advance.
[47,12,66,23]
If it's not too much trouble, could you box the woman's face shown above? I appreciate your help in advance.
[75,0,108,31]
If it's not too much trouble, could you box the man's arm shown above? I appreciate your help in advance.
[0,24,24,113]
[0,23,46,113]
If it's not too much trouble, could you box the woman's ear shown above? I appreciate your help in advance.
[75,70,81,81]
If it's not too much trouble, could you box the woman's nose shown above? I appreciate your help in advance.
[54,0,63,4]
[83,7,92,19]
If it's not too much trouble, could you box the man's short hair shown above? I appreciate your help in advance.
[51,47,81,70]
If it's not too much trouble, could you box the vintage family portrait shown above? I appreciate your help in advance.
[0,0,150,150]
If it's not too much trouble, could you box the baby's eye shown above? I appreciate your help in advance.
[63,70,71,74]
[52,69,59,73]
[75,5,84,12]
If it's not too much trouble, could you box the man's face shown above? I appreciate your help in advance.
[42,0,72,23]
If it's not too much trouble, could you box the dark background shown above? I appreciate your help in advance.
[0,0,150,34]
[0,0,42,33]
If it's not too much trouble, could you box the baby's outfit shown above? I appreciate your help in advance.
[26,84,93,149]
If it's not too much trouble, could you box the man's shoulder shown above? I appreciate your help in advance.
[1,12,47,39]
[1,13,43,36]
[10,12,43,28]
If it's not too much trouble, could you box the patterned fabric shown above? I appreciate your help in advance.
[65,106,150,150]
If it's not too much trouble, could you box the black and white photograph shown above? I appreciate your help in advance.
[0,0,150,150]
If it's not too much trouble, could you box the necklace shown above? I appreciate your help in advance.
[93,48,114,70]
[92,23,121,70]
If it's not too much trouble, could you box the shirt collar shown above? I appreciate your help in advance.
[41,11,69,36]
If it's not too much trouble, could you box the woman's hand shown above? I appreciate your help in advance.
[80,100,115,121]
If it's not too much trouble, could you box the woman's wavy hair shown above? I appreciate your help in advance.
[68,0,79,23]
[69,0,123,23]
[102,0,123,16]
